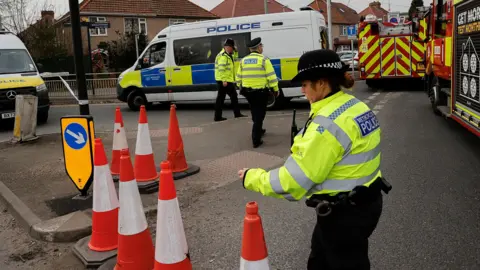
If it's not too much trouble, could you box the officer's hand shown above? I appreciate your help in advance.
[223,81,228,87]
[238,168,249,179]
[273,91,279,97]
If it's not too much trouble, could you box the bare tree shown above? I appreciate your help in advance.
[0,0,44,34]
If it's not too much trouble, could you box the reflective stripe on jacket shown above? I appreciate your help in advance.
[214,49,236,82]
[244,91,381,200]
[236,52,279,91]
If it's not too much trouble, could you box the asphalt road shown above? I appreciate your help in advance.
[1,81,479,269]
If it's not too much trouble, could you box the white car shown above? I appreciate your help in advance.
[340,51,359,70]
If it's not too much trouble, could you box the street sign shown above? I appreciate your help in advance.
[347,25,357,40]
[88,22,110,29]
[60,115,95,196]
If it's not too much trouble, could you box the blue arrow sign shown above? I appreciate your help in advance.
[347,25,357,36]
[64,123,88,150]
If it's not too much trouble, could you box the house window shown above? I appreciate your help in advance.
[89,17,107,36]
[169,19,186,26]
[125,18,148,34]
[341,25,348,36]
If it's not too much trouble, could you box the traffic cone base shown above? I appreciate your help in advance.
[240,258,270,269]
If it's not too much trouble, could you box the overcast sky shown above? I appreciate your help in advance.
[49,0,433,19]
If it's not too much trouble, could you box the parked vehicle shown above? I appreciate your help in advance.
[340,51,359,69]
[0,31,50,125]
[414,0,480,136]
[117,9,329,110]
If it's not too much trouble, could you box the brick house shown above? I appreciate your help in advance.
[210,0,293,18]
[55,0,219,55]
[307,0,360,51]
[359,1,389,23]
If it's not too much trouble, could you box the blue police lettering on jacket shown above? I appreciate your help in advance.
[207,22,261,33]
[354,110,380,137]
[244,59,258,64]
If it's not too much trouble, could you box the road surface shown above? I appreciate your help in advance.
[0,81,479,269]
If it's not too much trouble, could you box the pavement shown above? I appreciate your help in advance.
[0,80,479,269]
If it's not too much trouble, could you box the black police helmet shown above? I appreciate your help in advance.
[291,49,350,84]
[224,38,235,47]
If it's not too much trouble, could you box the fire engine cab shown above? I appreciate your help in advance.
[357,14,427,88]
[416,0,480,136]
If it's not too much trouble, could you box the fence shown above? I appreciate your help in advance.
[43,72,121,104]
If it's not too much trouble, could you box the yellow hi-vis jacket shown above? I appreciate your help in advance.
[236,52,279,92]
[214,49,238,83]
[244,91,381,200]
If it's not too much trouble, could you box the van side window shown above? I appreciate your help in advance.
[320,28,329,49]
[138,42,166,69]
[173,37,212,66]
[215,33,251,58]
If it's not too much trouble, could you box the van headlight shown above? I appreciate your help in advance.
[36,83,47,92]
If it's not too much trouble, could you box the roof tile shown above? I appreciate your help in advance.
[308,0,359,25]
[211,0,293,18]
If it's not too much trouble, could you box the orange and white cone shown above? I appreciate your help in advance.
[154,161,191,270]
[134,105,158,192]
[115,149,154,270]
[240,201,270,269]
[88,138,119,252]
[111,107,129,180]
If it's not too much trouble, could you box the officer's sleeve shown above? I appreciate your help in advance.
[233,50,239,61]
[243,126,342,201]
[216,55,228,82]
[236,61,243,87]
[264,58,279,92]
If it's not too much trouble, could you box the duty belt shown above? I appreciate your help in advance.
[241,87,268,93]
[305,176,392,217]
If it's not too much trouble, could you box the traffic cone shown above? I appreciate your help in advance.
[115,150,155,270]
[89,138,119,251]
[134,105,158,193]
[154,161,192,270]
[165,104,200,180]
[72,139,119,268]
[111,107,129,181]
[240,201,270,269]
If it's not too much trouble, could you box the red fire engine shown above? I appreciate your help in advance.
[416,0,480,136]
[357,14,426,88]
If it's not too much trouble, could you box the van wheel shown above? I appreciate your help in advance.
[267,90,286,110]
[127,91,147,111]
[37,111,48,124]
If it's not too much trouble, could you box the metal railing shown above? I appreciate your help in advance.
[42,72,121,100]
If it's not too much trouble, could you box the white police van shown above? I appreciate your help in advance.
[117,9,329,110]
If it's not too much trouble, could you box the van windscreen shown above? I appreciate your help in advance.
[0,49,37,75]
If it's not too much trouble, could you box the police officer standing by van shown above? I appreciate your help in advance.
[238,49,392,269]
[214,38,246,122]
[236,37,279,148]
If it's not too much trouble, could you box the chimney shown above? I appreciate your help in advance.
[40,10,54,24]
[369,1,381,8]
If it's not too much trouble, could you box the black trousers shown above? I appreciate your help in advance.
[307,193,383,270]
[243,89,269,144]
[214,81,241,119]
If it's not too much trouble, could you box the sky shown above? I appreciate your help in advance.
[48,0,433,19]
